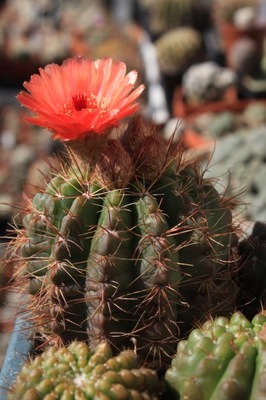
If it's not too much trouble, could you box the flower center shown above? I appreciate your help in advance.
[63,93,109,115]
[72,93,90,111]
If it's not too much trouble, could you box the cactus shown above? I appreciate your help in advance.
[7,341,160,400]
[155,27,203,76]
[140,0,208,36]
[9,56,240,370]
[165,310,266,399]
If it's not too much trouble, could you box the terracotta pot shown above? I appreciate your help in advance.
[172,85,266,120]
[172,84,266,153]
[172,86,237,118]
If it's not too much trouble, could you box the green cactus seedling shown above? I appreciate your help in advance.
[165,311,266,399]
[8,341,160,400]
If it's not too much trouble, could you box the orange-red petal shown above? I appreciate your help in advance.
[17,57,145,141]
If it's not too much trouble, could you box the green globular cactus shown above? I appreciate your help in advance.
[165,311,266,400]
[155,27,203,76]
[7,341,160,400]
[11,115,239,369]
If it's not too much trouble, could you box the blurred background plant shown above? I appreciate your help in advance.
[137,0,211,39]
[0,0,145,86]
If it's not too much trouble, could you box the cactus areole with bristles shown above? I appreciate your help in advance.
[13,56,239,370]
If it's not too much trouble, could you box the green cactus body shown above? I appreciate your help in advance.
[8,341,160,400]
[170,176,238,330]
[13,115,238,368]
[165,311,266,399]
[86,189,135,351]
[132,192,180,367]
[21,176,104,342]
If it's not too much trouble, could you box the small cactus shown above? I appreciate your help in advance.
[155,27,203,76]
[165,311,266,399]
[7,341,160,400]
[181,61,237,104]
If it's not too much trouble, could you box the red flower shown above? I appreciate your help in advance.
[17,57,145,141]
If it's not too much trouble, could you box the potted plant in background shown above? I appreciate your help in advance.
[154,27,204,112]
